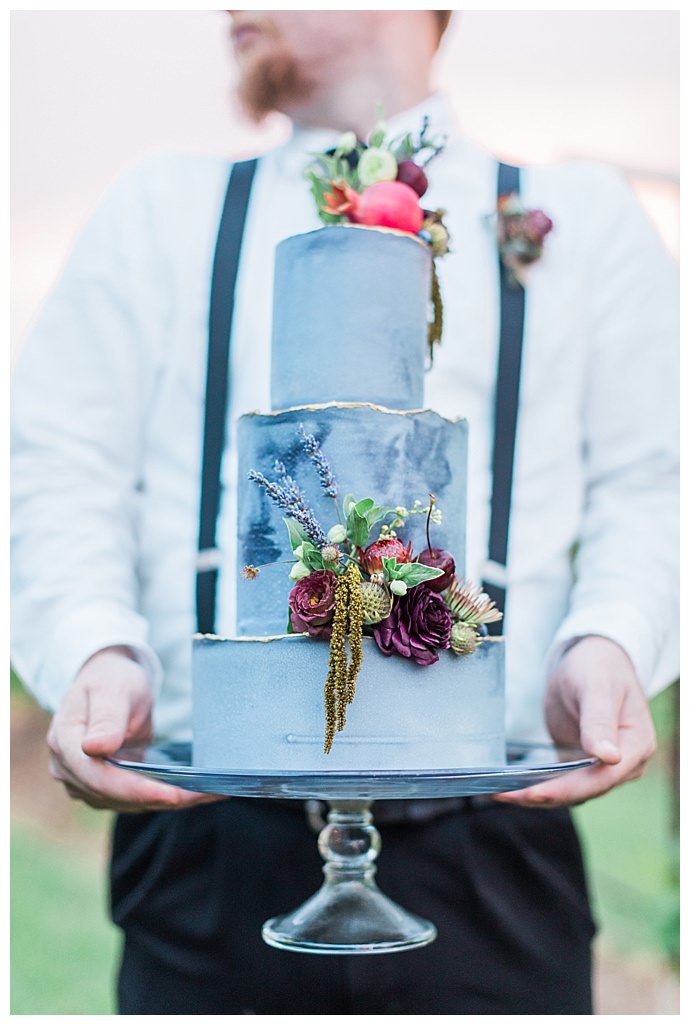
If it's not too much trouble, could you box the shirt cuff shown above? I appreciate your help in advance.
[34,600,164,712]
[546,601,661,692]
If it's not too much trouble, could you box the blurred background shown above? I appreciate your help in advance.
[10,9,680,1015]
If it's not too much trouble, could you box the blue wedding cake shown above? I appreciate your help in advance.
[193,226,505,771]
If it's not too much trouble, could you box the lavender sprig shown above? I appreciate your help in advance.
[248,469,328,549]
[273,460,307,506]
[297,424,339,498]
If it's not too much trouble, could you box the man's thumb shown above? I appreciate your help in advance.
[578,686,622,764]
[82,691,131,757]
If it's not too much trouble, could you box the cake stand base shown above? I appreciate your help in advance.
[110,743,597,955]
[262,801,436,954]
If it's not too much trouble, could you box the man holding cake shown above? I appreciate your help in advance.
[11,10,678,1015]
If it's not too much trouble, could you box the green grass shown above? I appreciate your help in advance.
[10,823,120,1014]
[574,686,680,962]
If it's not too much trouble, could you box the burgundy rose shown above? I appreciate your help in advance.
[358,537,413,576]
[372,584,452,666]
[289,570,338,638]
[522,208,553,244]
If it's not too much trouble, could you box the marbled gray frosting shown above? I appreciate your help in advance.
[271,227,431,410]
[192,226,506,771]
[193,635,505,771]
[236,403,467,636]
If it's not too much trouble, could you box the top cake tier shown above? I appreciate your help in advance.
[271,226,432,412]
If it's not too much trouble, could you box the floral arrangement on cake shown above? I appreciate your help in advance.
[305,115,450,360]
[246,426,502,753]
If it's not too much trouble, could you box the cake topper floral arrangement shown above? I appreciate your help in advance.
[305,115,450,361]
[246,427,502,753]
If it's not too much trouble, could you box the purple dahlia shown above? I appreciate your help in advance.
[289,570,338,638]
[372,584,452,666]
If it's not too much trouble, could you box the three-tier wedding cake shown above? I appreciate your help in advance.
[192,221,506,772]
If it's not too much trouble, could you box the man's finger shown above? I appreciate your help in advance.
[574,680,624,763]
[53,745,223,809]
[81,691,135,756]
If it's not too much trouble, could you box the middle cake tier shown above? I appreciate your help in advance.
[236,403,468,637]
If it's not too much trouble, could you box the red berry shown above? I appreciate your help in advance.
[396,160,429,198]
[417,548,456,593]
[353,181,424,234]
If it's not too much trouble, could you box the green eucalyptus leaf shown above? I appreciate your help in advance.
[381,557,443,587]
[283,517,310,553]
[364,504,395,529]
[300,540,326,571]
[342,493,357,518]
[354,497,375,516]
[397,563,445,586]
[347,510,371,549]
[381,556,402,580]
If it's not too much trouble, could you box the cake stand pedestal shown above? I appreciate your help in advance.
[110,743,595,955]
[262,800,436,954]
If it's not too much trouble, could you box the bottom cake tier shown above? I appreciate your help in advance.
[192,634,505,772]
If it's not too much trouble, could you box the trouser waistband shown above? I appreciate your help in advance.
[270,796,496,832]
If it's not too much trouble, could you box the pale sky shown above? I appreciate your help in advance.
[10,9,680,350]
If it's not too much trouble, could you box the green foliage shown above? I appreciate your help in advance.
[298,539,326,572]
[304,169,343,226]
[283,517,310,553]
[381,556,443,587]
[344,496,392,549]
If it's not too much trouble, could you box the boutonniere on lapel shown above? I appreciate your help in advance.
[491,193,554,288]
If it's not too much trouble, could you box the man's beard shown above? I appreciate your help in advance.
[237,49,318,122]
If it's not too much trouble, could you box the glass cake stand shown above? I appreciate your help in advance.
[109,742,596,955]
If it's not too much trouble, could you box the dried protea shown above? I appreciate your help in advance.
[360,581,393,625]
[359,537,413,575]
[450,621,478,656]
[444,578,503,628]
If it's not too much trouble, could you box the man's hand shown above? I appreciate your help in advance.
[494,636,657,808]
[47,646,221,813]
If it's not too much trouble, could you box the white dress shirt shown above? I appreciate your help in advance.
[11,94,679,743]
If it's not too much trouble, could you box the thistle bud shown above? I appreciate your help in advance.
[450,621,479,656]
[359,582,393,625]
[321,544,340,565]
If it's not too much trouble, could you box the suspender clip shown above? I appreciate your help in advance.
[480,559,508,590]
[196,547,223,573]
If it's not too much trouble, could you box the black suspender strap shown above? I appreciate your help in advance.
[196,158,258,635]
[483,162,527,633]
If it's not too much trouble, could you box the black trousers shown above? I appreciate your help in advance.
[110,799,595,1014]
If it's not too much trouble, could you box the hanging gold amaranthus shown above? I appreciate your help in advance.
[323,564,364,754]
[427,260,444,366]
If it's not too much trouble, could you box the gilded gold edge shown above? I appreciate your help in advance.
[241,401,467,426]
[286,222,431,252]
[194,633,505,645]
